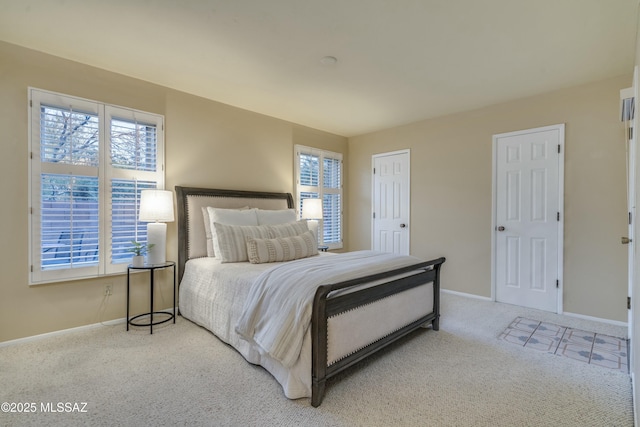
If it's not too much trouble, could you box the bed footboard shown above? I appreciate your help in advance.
[310,256,445,407]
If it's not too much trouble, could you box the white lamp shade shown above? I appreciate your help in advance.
[139,190,174,222]
[301,198,323,220]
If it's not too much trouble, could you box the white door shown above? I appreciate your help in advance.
[493,125,564,312]
[624,78,635,342]
[372,150,410,255]
[630,65,640,425]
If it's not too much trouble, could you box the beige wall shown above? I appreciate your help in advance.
[0,37,629,343]
[0,41,347,343]
[348,75,631,322]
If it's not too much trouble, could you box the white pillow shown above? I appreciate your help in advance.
[202,206,251,257]
[207,207,258,258]
[267,220,309,238]
[201,207,215,257]
[246,231,319,264]
[213,223,272,263]
[256,208,297,225]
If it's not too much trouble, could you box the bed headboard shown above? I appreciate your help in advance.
[175,186,294,281]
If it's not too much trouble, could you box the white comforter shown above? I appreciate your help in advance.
[235,250,422,368]
[179,250,430,399]
[179,255,327,398]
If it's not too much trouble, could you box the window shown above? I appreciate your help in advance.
[294,145,343,249]
[29,89,164,284]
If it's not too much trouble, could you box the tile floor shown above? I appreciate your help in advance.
[499,317,629,373]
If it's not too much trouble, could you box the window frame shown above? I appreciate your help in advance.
[294,144,343,250]
[28,88,165,285]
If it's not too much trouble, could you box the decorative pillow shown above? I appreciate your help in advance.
[207,207,258,258]
[203,206,252,257]
[246,231,319,264]
[267,220,309,238]
[213,223,273,263]
[201,207,215,257]
[256,208,297,225]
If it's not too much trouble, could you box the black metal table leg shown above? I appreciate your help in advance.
[126,261,176,334]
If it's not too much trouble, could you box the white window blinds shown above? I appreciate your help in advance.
[29,89,165,284]
[110,118,158,171]
[295,145,343,249]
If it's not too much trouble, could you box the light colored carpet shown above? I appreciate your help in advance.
[0,293,633,426]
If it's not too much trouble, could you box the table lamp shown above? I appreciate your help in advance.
[301,198,323,245]
[139,189,174,265]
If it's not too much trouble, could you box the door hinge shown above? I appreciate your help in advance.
[556,280,559,289]
[373,212,376,219]
[630,128,634,141]
[373,168,376,174]
[630,212,633,225]
[628,296,632,310]
[557,144,561,154]
[557,212,560,221]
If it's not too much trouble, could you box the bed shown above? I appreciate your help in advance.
[175,186,445,406]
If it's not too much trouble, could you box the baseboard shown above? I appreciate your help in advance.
[442,290,627,327]
[562,311,628,328]
[441,288,493,301]
[0,308,177,348]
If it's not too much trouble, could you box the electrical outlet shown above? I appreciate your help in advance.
[104,284,113,296]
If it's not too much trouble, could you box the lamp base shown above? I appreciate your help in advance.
[146,222,167,265]
[307,219,319,245]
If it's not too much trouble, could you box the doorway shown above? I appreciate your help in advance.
[372,150,410,255]
[492,125,564,312]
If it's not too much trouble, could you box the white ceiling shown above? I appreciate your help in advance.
[0,0,637,137]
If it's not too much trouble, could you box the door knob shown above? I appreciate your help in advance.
[622,237,632,244]
[497,226,505,232]
[400,224,406,228]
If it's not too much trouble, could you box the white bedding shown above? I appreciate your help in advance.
[179,252,435,399]
[179,256,317,398]
[236,250,424,368]
[178,256,277,353]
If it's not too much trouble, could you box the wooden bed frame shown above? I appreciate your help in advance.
[175,186,445,407]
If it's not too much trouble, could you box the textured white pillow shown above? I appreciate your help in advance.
[207,207,258,258]
[202,206,251,257]
[213,223,273,263]
[201,207,215,257]
[256,208,297,225]
[246,231,319,264]
[267,220,309,238]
